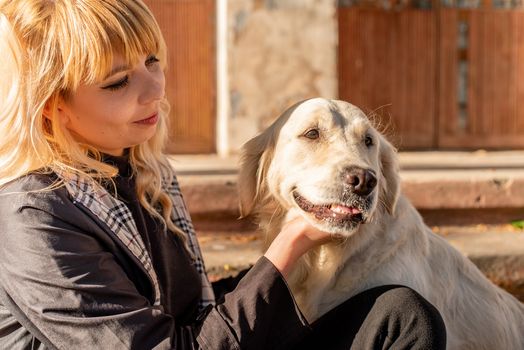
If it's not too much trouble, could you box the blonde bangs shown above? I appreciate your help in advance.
[56,0,166,92]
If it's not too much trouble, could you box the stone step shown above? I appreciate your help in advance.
[173,152,524,301]
[178,169,524,229]
[198,225,524,302]
[172,151,524,228]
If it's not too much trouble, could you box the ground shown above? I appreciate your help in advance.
[197,224,524,301]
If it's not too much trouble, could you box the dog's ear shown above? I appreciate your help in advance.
[379,136,400,216]
[237,101,306,217]
[237,130,275,218]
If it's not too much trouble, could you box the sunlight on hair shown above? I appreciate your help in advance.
[0,0,186,242]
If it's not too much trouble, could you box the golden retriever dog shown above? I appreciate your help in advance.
[238,98,524,349]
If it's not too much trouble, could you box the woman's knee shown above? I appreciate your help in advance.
[373,286,447,348]
[377,286,442,320]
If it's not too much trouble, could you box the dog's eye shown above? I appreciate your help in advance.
[364,135,374,147]
[304,129,320,140]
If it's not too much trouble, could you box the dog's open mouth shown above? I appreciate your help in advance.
[293,191,364,224]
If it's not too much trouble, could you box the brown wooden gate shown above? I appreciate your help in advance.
[339,0,524,150]
[144,0,216,154]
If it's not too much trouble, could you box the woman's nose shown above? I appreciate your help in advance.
[138,71,165,105]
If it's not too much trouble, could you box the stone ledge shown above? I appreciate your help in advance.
[401,170,524,209]
[176,153,524,301]
[178,170,524,228]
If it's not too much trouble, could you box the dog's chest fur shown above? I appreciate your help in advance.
[263,203,411,320]
[263,198,524,350]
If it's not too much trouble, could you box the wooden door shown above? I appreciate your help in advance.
[338,3,438,149]
[439,6,524,149]
[338,0,524,150]
[144,0,216,154]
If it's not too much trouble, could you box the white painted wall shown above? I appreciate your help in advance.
[216,0,338,154]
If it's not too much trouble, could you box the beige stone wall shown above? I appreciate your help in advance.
[227,0,338,152]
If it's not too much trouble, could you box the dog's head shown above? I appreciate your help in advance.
[238,98,400,236]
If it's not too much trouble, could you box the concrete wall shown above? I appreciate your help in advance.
[226,0,338,153]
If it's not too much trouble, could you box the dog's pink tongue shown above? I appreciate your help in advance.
[330,204,360,215]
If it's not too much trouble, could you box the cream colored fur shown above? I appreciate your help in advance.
[238,98,524,350]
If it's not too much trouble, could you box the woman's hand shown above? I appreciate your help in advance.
[264,214,332,279]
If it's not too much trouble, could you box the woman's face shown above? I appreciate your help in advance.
[57,53,165,156]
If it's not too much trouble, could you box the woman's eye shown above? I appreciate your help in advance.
[102,76,129,91]
[364,135,374,147]
[146,55,160,67]
[304,129,320,140]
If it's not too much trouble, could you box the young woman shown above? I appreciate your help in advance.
[0,1,446,349]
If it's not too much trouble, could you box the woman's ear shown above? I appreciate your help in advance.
[44,97,70,127]
[42,99,53,121]
[378,135,400,216]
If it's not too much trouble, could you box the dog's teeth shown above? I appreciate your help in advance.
[331,205,353,215]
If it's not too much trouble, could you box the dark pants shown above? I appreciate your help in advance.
[293,285,447,350]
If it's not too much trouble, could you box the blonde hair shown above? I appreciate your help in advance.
[0,0,185,239]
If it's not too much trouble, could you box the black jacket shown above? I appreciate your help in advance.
[0,173,310,349]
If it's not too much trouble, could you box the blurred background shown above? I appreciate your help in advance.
[144,0,524,154]
[143,0,524,299]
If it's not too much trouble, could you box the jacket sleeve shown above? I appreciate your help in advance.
[0,185,310,350]
[198,257,311,350]
[0,197,177,350]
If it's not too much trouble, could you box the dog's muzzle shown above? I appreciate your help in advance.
[292,191,364,224]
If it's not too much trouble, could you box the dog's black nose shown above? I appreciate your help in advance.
[343,166,377,196]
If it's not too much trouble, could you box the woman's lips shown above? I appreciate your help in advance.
[134,113,158,125]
